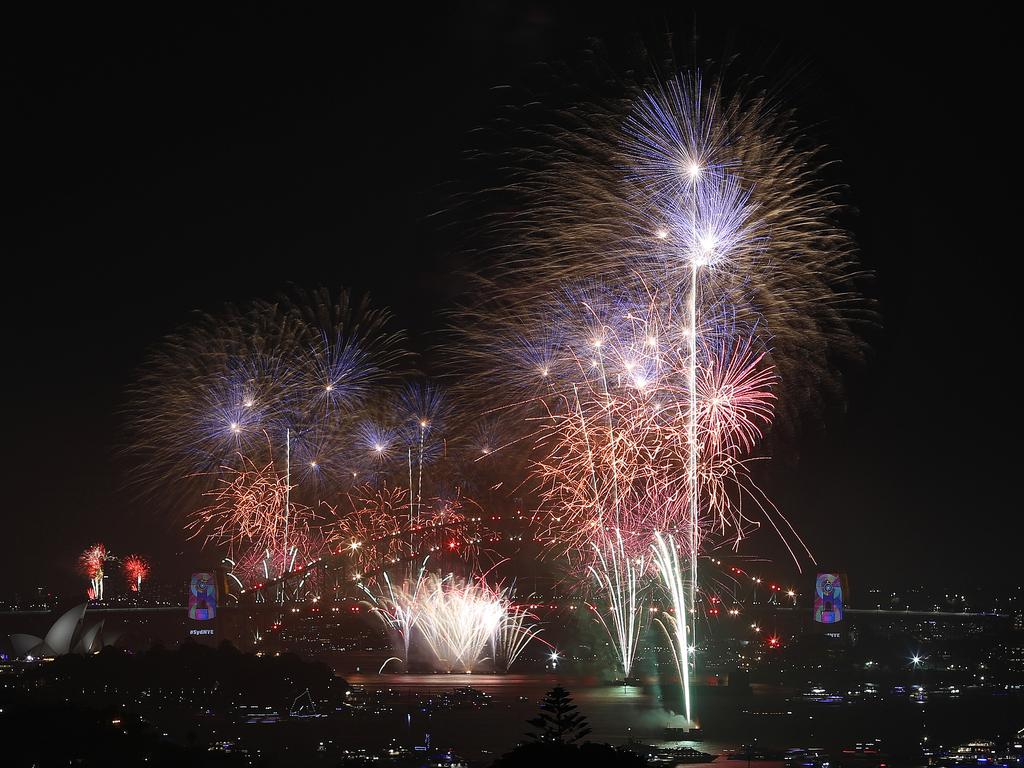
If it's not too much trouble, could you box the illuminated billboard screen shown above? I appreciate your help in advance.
[813,573,845,624]
[188,572,218,621]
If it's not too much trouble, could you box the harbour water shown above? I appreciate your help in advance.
[335,672,1024,762]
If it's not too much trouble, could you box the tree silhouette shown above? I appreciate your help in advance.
[526,686,591,743]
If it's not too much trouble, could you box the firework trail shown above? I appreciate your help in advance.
[393,382,452,551]
[122,554,150,593]
[588,530,647,681]
[651,532,692,723]
[79,543,107,600]
[626,83,765,634]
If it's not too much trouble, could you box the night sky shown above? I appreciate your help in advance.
[3,6,1016,598]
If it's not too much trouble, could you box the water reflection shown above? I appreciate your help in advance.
[338,672,1024,762]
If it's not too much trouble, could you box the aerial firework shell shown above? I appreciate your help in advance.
[453,65,869,441]
[79,543,107,579]
[122,554,150,591]
[187,452,313,549]
[127,286,408,509]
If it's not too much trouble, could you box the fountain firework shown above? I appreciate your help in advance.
[359,560,431,664]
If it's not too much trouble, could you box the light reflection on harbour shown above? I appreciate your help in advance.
[337,672,1024,762]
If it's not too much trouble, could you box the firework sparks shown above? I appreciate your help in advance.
[128,287,408,509]
[362,568,541,673]
[79,543,107,600]
[588,531,647,681]
[449,64,864,724]
[652,532,693,724]
[188,451,323,584]
[323,483,490,577]
[122,554,150,593]
[493,602,544,672]
[511,283,781,561]
[413,575,505,673]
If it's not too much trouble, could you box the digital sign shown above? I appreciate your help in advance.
[188,572,218,621]
[813,572,846,624]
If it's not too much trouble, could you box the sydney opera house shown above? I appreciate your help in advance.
[9,603,118,658]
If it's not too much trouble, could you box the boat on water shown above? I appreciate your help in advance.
[798,686,845,704]
[725,745,835,764]
[623,741,715,765]
[933,739,1024,768]
[663,725,704,741]
[784,747,831,768]
[835,740,888,768]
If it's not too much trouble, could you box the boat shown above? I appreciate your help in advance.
[623,741,714,765]
[726,745,788,760]
[663,726,704,741]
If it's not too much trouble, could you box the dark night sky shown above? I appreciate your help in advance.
[2,6,1017,598]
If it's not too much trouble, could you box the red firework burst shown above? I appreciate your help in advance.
[122,555,150,592]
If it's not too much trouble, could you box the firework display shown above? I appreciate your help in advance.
[451,67,863,722]
[128,284,515,616]
[129,287,407,506]
[79,543,107,600]
[589,531,647,682]
[121,62,861,726]
[122,554,150,592]
[460,70,866,432]
[323,484,488,577]
[361,568,543,673]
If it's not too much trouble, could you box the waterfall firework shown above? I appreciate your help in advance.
[361,568,542,672]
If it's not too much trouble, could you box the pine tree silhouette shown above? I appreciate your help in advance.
[526,686,592,743]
